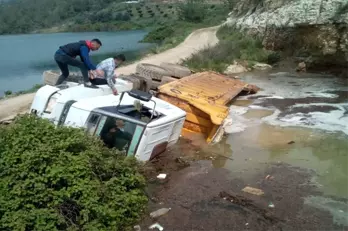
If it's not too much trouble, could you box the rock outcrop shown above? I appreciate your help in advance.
[226,0,348,75]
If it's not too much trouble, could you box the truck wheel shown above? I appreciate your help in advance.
[118,74,141,90]
[160,62,191,78]
[136,63,171,81]
[160,76,177,85]
[150,79,161,90]
[43,71,81,85]
[43,70,59,86]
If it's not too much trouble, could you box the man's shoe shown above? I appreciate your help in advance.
[84,82,99,89]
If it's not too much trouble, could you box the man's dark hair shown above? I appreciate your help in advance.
[114,54,126,62]
[91,38,102,46]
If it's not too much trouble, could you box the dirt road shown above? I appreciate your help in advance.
[0,26,219,121]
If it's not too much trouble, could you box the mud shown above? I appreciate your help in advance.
[139,138,347,231]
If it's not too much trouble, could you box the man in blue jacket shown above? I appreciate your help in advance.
[54,39,102,88]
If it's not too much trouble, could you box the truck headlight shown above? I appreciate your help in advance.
[44,94,58,114]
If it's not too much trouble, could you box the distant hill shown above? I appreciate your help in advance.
[0,0,179,35]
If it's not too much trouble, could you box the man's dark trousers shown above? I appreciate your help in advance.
[54,50,89,85]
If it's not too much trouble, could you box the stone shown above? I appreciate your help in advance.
[242,186,264,196]
[224,61,248,74]
[296,62,306,72]
[253,63,272,70]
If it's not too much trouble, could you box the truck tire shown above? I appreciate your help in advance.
[150,79,161,90]
[43,70,59,86]
[43,70,81,85]
[136,63,171,81]
[160,76,177,85]
[118,74,141,90]
[160,62,191,78]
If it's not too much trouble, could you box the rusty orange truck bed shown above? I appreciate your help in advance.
[157,71,258,143]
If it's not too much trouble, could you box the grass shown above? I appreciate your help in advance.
[182,25,276,72]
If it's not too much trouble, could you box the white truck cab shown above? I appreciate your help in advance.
[30,79,133,125]
[59,90,186,161]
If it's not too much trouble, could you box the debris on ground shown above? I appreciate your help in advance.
[296,62,306,72]
[288,140,295,144]
[150,208,171,218]
[149,223,164,231]
[265,175,274,180]
[134,225,141,231]
[268,202,275,208]
[175,157,190,167]
[219,191,282,224]
[242,186,265,196]
[157,174,167,179]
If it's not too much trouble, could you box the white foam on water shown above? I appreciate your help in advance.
[307,92,339,98]
[262,104,348,135]
[242,72,347,100]
[224,106,249,134]
[248,105,270,110]
[263,95,285,99]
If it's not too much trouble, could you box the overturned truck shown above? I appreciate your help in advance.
[34,63,258,145]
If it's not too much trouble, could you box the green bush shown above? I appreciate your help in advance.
[0,115,147,231]
[183,25,271,72]
[223,0,237,10]
[177,0,208,23]
[4,90,12,96]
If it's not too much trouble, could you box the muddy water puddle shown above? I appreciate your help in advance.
[214,71,348,226]
[198,71,348,225]
[142,71,348,229]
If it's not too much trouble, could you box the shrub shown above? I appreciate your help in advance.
[177,0,208,23]
[122,12,131,21]
[267,52,281,64]
[0,115,147,231]
[183,25,270,72]
[223,0,237,10]
[183,41,240,72]
[4,90,12,96]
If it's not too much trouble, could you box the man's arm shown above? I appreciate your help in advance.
[80,46,96,70]
[104,60,117,93]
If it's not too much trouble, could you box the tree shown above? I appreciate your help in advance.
[0,115,147,231]
[177,0,208,23]
[223,0,237,11]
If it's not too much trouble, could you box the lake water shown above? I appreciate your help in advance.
[0,30,152,96]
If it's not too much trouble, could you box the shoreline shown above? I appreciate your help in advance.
[0,26,219,121]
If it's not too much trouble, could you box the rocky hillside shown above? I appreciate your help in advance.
[226,0,348,74]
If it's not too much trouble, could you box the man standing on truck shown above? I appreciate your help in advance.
[89,54,126,95]
[54,39,102,88]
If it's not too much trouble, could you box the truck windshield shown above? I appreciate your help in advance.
[93,115,144,156]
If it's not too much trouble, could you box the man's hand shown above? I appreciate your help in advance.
[109,128,116,133]
[89,70,96,80]
[112,89,118,96]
